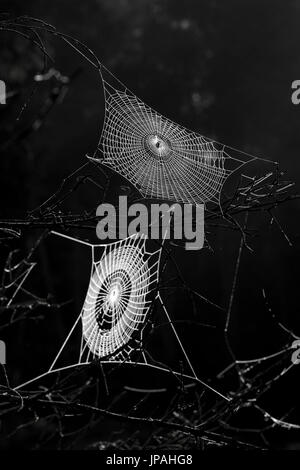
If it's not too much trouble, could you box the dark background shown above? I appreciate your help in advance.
[1,0,300,449]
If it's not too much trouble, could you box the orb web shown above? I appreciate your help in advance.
[82,241,153,360]
[86,64,270,212]
[15,233,230,401]
[98,86,228,205]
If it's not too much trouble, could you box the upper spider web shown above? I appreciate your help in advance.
[95,74,254,206]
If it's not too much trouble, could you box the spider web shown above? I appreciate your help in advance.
[81,234,159,362]
[91,69,261,207]
[14,230,228,402]
[9,223,300,444]
[43,232,158,368]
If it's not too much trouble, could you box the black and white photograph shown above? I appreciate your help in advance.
[0,0,300,457]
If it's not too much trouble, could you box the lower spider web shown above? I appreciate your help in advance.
[14,231,228,401]
[80,235,158,362]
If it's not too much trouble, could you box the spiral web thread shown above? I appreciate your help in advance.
[45,231,228,401]
[80,234,160,362]
[94,77,253,206]
[48,233,161,368]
